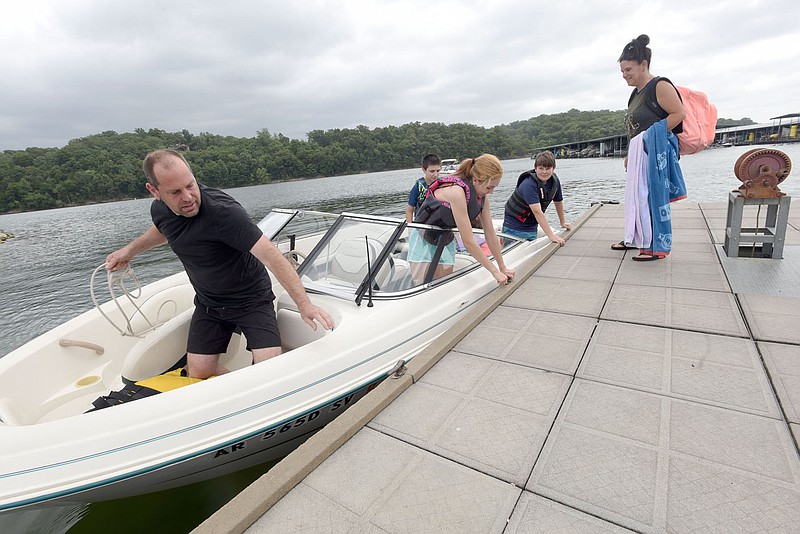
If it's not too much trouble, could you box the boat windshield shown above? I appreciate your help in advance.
[296,213,525,302]
[297,215,403,303]
[259,209,340,253]
[257,209,296,240]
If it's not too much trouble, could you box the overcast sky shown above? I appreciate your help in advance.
[1,0,798,151]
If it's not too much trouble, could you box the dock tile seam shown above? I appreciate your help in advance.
[592,316,750,341]
[535,253,625,284]
[731,292,800,459]
[501,301,606,322]
[736,293,800,346]
[367,357,573,486]
[401,241,559,382]
[453,309,599,377]
[507,490,639,533]
[369,409,547,487]
[359,384,583,506]
[574,371,782,423]
[576,320,783,420]
[505,276,614,319]
[600,283,750,338]
[400,204,612,383]
[714,221,800,455]
[527,379,800,533]
[712,214,800,426]
[192,373,414,534]
[752,341,800,460]
[279,429,523,534]
[613,257,732,293]
[758,341,800,425]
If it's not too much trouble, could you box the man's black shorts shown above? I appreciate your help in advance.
[188,299,281,354]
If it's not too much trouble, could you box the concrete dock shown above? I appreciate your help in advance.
[196,200,800,533]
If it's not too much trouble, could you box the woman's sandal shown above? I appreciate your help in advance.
[611,241,637,251]
[631,253,665,261]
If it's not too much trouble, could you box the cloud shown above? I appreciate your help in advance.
[1,0,798,150]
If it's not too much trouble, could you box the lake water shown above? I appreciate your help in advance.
[1,144,798,532]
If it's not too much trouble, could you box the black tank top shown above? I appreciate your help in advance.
[625,76,683,139]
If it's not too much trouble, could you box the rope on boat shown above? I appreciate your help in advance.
[90,264,157,337]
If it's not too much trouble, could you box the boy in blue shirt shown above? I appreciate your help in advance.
[502,151,571,245]
[405,154,442,223]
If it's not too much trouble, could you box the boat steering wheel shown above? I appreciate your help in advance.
[284,249,307,268]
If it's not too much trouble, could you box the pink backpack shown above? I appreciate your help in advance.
[675,86,718,155]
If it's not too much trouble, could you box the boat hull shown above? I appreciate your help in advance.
[0,210,548,512]
[51,376,382,506]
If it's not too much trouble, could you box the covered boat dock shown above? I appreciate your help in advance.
[716,113,800,146]
[533,112,800,158]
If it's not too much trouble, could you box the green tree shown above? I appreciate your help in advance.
[1,108,641,214]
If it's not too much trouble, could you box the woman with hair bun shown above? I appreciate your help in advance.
[409,154,515,285]
[619,34,685,142]
[613,34,687,261]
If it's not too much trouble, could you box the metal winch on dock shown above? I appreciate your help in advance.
[724,148,792,258]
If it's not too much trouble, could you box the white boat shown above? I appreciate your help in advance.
[440,158,459,174]
[0,209,549,512]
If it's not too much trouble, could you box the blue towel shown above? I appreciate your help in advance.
[643,119,687,255]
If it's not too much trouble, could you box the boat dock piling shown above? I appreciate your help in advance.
[196,200,800,533]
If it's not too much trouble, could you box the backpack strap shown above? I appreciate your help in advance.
[629,76,684,135]
[426,176,470,209]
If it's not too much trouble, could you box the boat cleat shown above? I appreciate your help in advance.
[389,359,407,379]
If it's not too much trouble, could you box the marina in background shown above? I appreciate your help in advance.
[534,114,800,158]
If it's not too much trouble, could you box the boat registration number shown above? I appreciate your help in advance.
[262,410,321,440]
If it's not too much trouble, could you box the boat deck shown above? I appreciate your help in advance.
[196,200,800,534]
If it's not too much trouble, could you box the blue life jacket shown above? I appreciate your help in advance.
[505,171,560,225]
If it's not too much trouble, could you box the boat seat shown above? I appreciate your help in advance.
[128,284,195,335]
[0,397,22,426]
[122,308,195,382]
[380,258,412,292]
[277,308,329,352]
[219,333,252,372]
[275,294,341,352]
[454,253,477,271]
[393,236,409,258]
[329,238,392,289]
[122,307,252,382]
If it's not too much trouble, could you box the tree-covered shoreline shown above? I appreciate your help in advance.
[0,110,753,214]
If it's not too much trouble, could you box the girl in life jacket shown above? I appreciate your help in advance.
[409,154,515,286]
[502,151,571,245]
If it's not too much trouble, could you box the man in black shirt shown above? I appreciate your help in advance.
[105,149,333,379]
